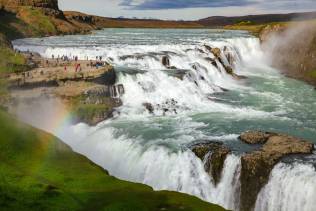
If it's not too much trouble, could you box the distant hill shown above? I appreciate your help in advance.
[198,11,316,27]
[64,11,203,30]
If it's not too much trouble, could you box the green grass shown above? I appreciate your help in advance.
[0,7,57,39]
[0,46,28,73]
[17,7,57,36]
[0,79,9,106]
[0,110,226,211]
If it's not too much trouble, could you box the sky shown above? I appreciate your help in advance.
[59,0,316,20]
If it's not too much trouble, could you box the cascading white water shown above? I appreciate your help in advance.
[13,29,316,211]
[13,33,277,210]
[255,162,316,211]
[60,122,242,211]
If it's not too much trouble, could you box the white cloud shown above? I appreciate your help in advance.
[58,0,316,20]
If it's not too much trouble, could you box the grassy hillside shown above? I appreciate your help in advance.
[0,7,59,39]
[0,110,226,211]
[64,11,203,29]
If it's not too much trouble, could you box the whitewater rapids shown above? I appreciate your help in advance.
[13,29,316,211]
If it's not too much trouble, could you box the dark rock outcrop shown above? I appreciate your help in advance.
[204,45,221,59]
[162,56,170,68]
[203,44,247,80]
[191,142,231,185]
[143,102,154,113]
[239,131,314,211]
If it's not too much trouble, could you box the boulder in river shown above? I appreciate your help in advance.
[239,131,314,211]
[162,56,170,67]
[143,103,154,114]
[204,57,218,68]
[203,45,221,59]
[191,142,231,185]
[211,48,221,59]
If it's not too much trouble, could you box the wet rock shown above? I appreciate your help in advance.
[232,74,248,80]
[162,56,170,67]
[224,66,233,75]
[239,132,314,211]
[218,59,247,80]
[143,103,154,114]
[239,131,277,144]
[211,48,221,59]
[109,84,125,98]
[119,54,143,61]
[191,142,231,185]
[204,45,221,59]
[197,48,205,53]
[162,69,188,80]
[204,44,213,53]
[204,57,218,68]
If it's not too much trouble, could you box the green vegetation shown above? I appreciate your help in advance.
[0,46,28,73]
[0,33,29,106]
[307,70,316,79]
[0,7,57,39]
[0,110,226,211]
[0,79,9,106]
[17,7,57,36]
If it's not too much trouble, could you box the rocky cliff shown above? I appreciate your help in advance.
[191,131,314,211]
[260,20,316,87]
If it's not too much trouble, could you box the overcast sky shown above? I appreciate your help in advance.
[59,0,316,20]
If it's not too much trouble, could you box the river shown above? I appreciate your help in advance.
[13,28,316,211]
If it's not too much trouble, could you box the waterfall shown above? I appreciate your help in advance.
[13,35,267,210]
[59,122,242,210]
[255,162,316,211]
[13,29,316,211]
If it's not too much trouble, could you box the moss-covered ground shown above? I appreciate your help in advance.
[0,110,226,211]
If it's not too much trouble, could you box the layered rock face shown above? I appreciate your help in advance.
[191,131,314,211]
[239,131,314,211]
